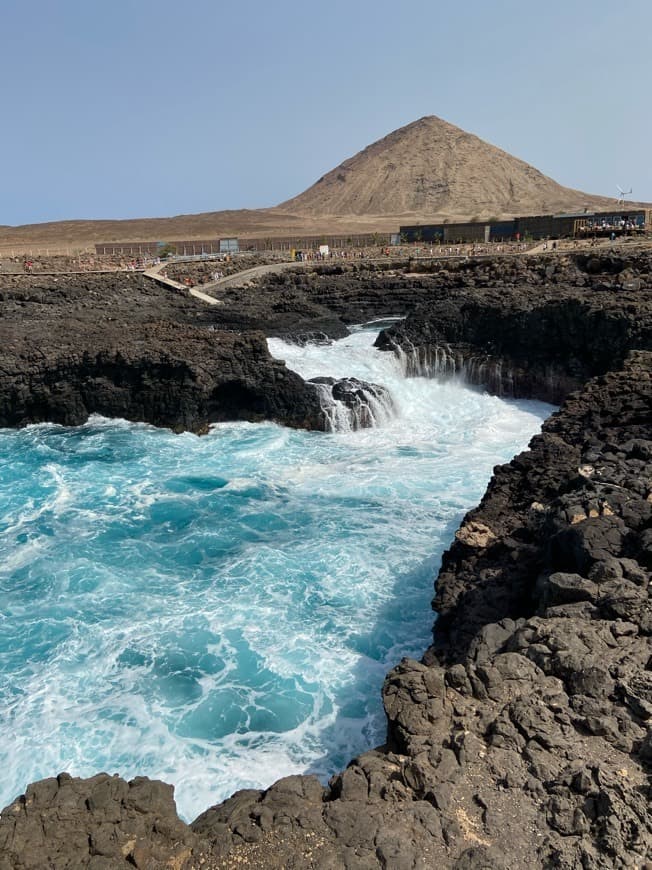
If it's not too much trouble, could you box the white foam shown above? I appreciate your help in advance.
[0,327,555,822]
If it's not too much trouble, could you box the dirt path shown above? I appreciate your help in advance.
[143,261,221,305]
[204,260,307,292]
[143,259,309,303]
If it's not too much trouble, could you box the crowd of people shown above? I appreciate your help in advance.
[579,217,643,235]
[4,231,649,280]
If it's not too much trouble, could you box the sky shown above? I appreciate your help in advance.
[3,0,651,226]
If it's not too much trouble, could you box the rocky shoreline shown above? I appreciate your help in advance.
[373,264,651,405]
[0,272,388,433]
[0,250,650,868]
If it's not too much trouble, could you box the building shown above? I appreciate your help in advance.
[399,209,651,245]
[95,239,231,257]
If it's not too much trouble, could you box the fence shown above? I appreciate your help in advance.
[0,244,96,257]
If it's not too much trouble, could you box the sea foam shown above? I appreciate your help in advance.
[0,327,553,820]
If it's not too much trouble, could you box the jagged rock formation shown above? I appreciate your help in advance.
[0,317,330,432]
[2,351,649,869]
[1,250,651,868]
[373,253,652,404]
[0,272,386,433]
[0,774,199,870]
[277,116,620,219]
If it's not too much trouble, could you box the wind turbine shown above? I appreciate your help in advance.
[617,185,632,205]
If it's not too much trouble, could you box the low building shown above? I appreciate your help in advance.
[95,238,233,257]
[400,209,651,245]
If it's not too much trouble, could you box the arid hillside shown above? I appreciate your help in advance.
[277,116,622,219]
[2,116,645,251]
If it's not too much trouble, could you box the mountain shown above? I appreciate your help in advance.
[277,116,622,220]
[2,116,645,251]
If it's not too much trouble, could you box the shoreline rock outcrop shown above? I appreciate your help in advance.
[1,250,650,868]
[0,319,329,433]
[373,265,652,405]
[2,351,649,868]
[0,273,390,434]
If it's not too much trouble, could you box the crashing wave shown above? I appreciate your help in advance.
[308,376,395,432]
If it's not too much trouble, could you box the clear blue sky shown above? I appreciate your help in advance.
[3,0,651,226]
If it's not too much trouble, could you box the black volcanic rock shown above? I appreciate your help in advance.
[0,273,331,432]
[0,318,326,432]
[373,264,652,404]
[309,375,394,429]
[2,250,652,868]
[0,773,203,869]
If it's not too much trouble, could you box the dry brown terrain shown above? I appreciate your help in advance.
[278,116,627,218]
[0,210,412,256]
[2,115,647,254]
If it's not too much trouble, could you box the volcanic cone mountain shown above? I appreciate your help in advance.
[1,115,640,252]
[277,115,620,220]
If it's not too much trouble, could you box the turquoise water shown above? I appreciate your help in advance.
[0,329,553,820]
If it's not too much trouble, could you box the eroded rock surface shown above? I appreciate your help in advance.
[182,351,652,869]
[0,318,331,432]
[0,774,202,870]
[1,250,651,867]
[373,261,652,404]
[3,351,648,868]
[0,273,346,432]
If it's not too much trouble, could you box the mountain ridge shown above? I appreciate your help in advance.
[276,115,626,218]
[1,116,647,249]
